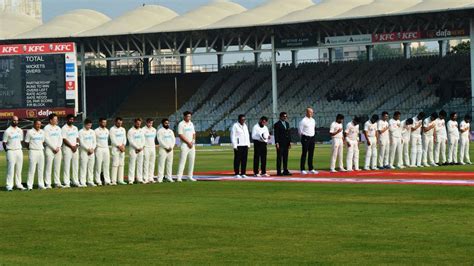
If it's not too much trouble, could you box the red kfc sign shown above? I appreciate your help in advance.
[372,31,421,43]
[66,81,76,90]
[0,42,75,55]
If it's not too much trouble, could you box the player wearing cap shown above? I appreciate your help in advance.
[2,116,25,191]
[95,118,111,186]
[79,119,97,187]
[62,114,79,188]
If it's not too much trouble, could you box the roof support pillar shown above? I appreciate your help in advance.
[291,50,298,68]
[217,54,223,71]
[328,48,336,64]
[470,18,474,119]
[254,52,261,68]
[80,43,87,119]
[143,57,150,76]
[180,55,186,74]
[271,35,278,121]
[366,45,374,61]
[438,40,448,57]
[403,42,411,59]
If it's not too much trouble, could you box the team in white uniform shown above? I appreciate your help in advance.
[434,111,448,165]
[364,115,379,170]
[459,114,472,165]
[157,119,175,183]
[79,119,97,187]
[388,112,404,169]
[44,114,63,188]
[127,118,145,184]
[62,115,80,188]
[25,120,45,190]
[378,112,390,169]
[422,112,438,167]
[410,112,425,167]
[110,117,127,185]
[345,117,361,171]
[329,114,345,172]
[177,111,197,182]
[2,116,25,191]
[95,118,111,185]
[143,118,157,183]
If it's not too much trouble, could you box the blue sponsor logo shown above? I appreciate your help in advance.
[65,63,75,72]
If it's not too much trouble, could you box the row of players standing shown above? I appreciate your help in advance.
[330,111,472,172]
[2,112,197,191]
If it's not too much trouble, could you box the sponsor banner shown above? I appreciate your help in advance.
[324,34,372,46]
[65,63,75,72]
[372,31,421,43]
[423,28,469,39]
[0,42,75,56]
[275,36,319,49]
[0,108,75,119]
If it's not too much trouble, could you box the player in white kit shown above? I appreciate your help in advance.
[79,119,97,187]
[422,112,438,167]
[44,113,63,189]
[410,112,425,167]
[2,116,25,191]
[62,114,79,188]
[95,118,111,185]
[110,117,127,185]
[157,118,176,183]
[377,112,390,169]
[128,118,145,184]
[143,118,157,183]
[177,111,197,182]
[329,114,345,172]
[401,118,413,167]
[364,115,379,170]
[459,114,472,165]
[447,112,460,165]
[345,117,361,171]
[434,110,448,166]
[25,119,45,190]
[389,111,404,169]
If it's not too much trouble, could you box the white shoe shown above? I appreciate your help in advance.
[6,188,13,192]
[339,168,347,172]
[364,167,371,171]
[158,179,163,183]
[388,166,395,170]
[254,174,262,177]
[27,187,33,191]
[423,164,430,167]
[398,165,406,169]
[241,175,248,178]
[354,168,362,171]
[262,173,270,177]
[301,170,308,175]
[87,182,97,187]
[110,182,117,186]
[431,163,439,167]
[72,183,81,187]
[118,181,127,185]
[460,162,466,165]
[347,169,354,172]
[17,186,26,191]
[54,184,64,188]
[128,182,134,185]
[63,184,71,188]
[188,177,197,182]
[45,185,53,189]
[96,182,103,186]
[235,175,242,178]
[371,167,379,170]
[177,179,183,182]
[166,178,174,183]
[38,186,46,190]
[310,170,319,174]
[330,169,337,173]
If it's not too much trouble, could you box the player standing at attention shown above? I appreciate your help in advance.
[25,119,45,190]
[95,118,111,186]
[389,111,404,169]
[329,114,345,173]
[410,112,424,167]
[274,112,292,176]
[447,112,460,165]
[62,114,79,188]
[110,117,127,185]
[377,111,390,169]
[157,119,176,183]
[401,118,413,167]
[434,110,448,165]
[128,118,146,184]
[364,115,379,171]
[251,116,270,177]
[79,119,97,187]
[299,107,318,174]
[3,116,25,191]
[231,114,250,178]
[143,118,157,183]
[459,114,472,165]
[422,112,438,167]
[177,111,197,182]
[44,113,63,189]
[345,116,361,171]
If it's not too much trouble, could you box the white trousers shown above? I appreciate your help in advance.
[111,148,125,183]
[389,137,403,167]
[6,150,23,190]
[459,137,471,163]
[410,136,422,166]
[27,150,44,189]
[80,150,95,185]
[346,140,359,170]
[45,148,62,186]
[62,147,79,186]
[143,147,156,182]
[378,139,390,167]
[177,144,195,180]
[365,137,377,169]
[422,135,435,165]
[128,149,144,183]
[330,138,344,170]
[447,137,459,163]
[434,137,447,164]
[158,147,174,182]
[95,147,111,184]
[402,137,410,166]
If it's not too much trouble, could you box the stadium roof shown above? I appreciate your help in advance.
[0,11,41,39]
[1,0,474,41]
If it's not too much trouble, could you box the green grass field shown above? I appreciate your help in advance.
[0,144,473,264]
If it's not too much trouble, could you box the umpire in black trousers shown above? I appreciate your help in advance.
[274,112,292,176]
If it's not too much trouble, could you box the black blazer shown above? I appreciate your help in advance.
[274,120,291,144]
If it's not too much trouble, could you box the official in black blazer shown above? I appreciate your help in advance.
[274,112,292,176]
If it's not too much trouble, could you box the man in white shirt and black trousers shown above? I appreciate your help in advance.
[299,107,318,174]
[274,112,292,176]
[231,114,250,178]
[252,116,270,177]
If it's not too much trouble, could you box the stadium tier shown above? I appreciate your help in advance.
[80,54,472,132]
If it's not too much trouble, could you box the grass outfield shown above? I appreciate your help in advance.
[0,144,473,264]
